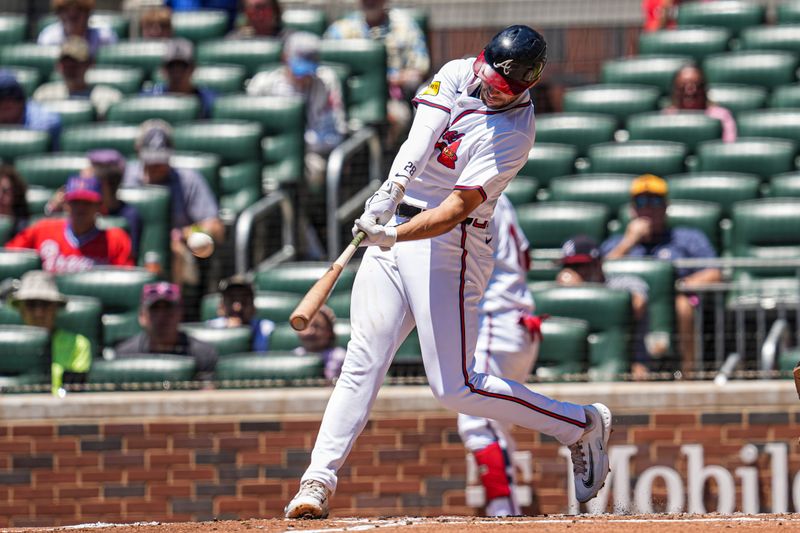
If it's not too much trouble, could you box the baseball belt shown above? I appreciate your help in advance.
[396,203,488,228]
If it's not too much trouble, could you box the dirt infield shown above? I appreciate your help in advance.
[7,515,800,533]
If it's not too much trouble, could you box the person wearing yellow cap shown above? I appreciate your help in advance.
[601,174,722,375]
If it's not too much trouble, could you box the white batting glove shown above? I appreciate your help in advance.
[361,180,404,225]
[352,217,397,248]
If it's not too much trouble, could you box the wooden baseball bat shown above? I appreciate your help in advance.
[289,231,366,331]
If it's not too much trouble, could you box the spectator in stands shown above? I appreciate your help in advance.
[324,0,430,143]
[122,120,224,285]
[0,70,62,147]
[140,6,173,39]
[228,0,284,39]
[294,305,345,383]
[247,31,347,189]
[11,270,91,395]
[556,235,656,380]
[642,0,681,32]
[0,164,29,236]
[664,65,737,143]
[143,38,216,119]
[115,281,218,382]
[207,274,274,352]
[32,37,123,120]
[601,174,722,375]
[38,0,118,57]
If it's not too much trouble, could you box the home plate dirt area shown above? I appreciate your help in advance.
[6,515,800,533]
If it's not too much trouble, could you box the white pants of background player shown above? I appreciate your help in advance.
[301,217,585,492]
[458,310,539,515]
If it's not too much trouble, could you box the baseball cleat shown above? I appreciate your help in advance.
[568,402,612,503]
[285,479,330,519]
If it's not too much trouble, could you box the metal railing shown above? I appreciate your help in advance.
[234,190,295,274]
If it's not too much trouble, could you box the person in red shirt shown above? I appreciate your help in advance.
[5,174,133,273]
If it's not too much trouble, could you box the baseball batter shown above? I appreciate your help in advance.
[458,193,541,517]
[286,25,612,519]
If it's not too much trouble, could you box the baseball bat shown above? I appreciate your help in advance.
[289,231,366,331]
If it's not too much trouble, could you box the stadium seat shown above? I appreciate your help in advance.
[0,44,58,78]
[218,162,261,217]
[0,215,13,245]
[151,64,248,94]
[587,141,688,176]
[83,66,145,95]
[731,198,800,276]
[216,353,324,383]
[179,323,251,356]
[0,294,101,349]
[677,0,765,35]
[170,152,221,197]
[117,186,170,266]
[503,177,539,206]
[96,41,169,73]
[60,123,139,157]
[530,284,631,381]
[534,113,616,157]
[516,202,610,251]
[666,172,760,218]
[562,84,661,123]
[617,199,723,251]
[197,39,281,77]
[696,138,797,180]
[703,51,799,90]
[638,27,731,61]
[777,1,800,24]
[536,317,589,379]
[15,153,87,191]
[548,174,635,212]
[173,120,263,165]
[25,186,51,216]
[0,325,49,378]
[770,84,800,109]
[391,329,423,375]
[7,67,40,97]
[88,11,130,39]
[0,14,26,46]
[0,249,40,281]
[737,110,800,144]
[740,25,800,53]
[255,261,357,295]
[39,99,96,127]
[768,172,800,198]
[282,8,327,35]
[320,39,387,124]
[707,84,767,115]
[88,355,195,385]
[626,111,723,153]
[202,291,303,323]
[601,55,694,95]
[172,10,229,42]
[0,128,51,161]
[326,292,351,319]
[517,143,577,188]
[106,95,201,125]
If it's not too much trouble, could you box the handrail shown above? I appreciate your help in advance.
[325,127,383,261]
[760,319,789,372]
[234,190,295,274]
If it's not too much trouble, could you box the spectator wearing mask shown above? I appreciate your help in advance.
[207,274,275,352]
[0,164,29,236]
[664,65,737,143]
[0,70,62,147]
[140,6,173,39]
[38,0,118,58]
[294,305,345,383]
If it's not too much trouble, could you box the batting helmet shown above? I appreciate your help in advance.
[473,25,547,95]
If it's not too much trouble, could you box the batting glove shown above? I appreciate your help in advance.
[362,180,404,225]
[353,217,397,248]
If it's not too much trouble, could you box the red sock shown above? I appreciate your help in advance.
[473,442,512,501]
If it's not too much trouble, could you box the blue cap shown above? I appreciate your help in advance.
[0,70,24,101]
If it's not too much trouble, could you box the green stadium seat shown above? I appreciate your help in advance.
[391,329,423,375]
[173,120,263,165]
[216,353,324,383]
[170,151,221,197]
[707,84,767,115]
[0,294,101,350]
[101,310,139,348]
[697,138,796,180]
[770,84,800,109]
[179,323,251,356]
[531,284,632,380]
[548,174,635,212]
[0,127,50,161]
[731,198,800,277]
[0,44,58,78]
[96,41,169,73]
[667,172,760,218]
[516,202,610,251]
[778,1,800,24]
[16,153,87,190]
[603,258,675,338]
[84,66,145,94]
[503,177,539,206]
[0,325,49,378]
[703,51,799,90]
[740,24,800,53]
[587,141,688,176]
[517,143,577,188]
[88,355,195,385]
[737,110,800,144]
[39,99,95,127]
[197,38,281,77]
[768,172,800,198]
[618,199,723,251]
[677,0,765,35]
[172,10,229,42]
[218,161,261,217]
[0,14,26,46]
[626,111,722,153]
[117,186,170,266]
[269,320,351,351]
[282,8,327,36]
[534,113,616,157]
[60,123,139,157]
[601,55,694,95]
[7,67,40,97]
[106,95,201,125]
[321,39,387,124]
[562,84,661,123]
[536,317,589,379]
[25,186,51,216]
[638,27,731,61]
[255,261,357,295]
[0,215,13,245]
[89,11,130,38]
[326,292,351,319]
[151,64,247,94]
[0,249,40,280]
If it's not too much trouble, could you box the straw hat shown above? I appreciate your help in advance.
[11,271,67,307]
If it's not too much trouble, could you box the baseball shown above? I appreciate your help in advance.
[187,231,215,258]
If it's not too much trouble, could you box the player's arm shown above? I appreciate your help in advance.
[390,189,484,242]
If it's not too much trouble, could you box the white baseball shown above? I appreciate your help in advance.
[187,231,215,258]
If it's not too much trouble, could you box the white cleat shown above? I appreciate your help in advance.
[284,479,331,519]
[569,402,612,503]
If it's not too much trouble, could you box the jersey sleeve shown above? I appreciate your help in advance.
[454,131,532,204]
[412,59,463,116]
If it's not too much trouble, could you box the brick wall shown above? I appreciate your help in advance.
[0,383,797,527]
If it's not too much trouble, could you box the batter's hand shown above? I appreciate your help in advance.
[353,217,397,248]
[362,181,404,225]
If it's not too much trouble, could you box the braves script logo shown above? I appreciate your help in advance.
[435,130,465,169]
[493,59,515,75]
